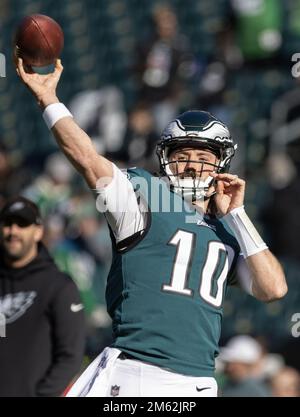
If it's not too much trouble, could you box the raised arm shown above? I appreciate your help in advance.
[16,58,112,188]
[246,250,287,302]
[212,172,288,302]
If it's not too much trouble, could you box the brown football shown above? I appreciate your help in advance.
[14,14,64,67]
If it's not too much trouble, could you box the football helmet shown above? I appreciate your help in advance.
[156,110,237,201]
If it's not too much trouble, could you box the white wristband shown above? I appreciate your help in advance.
[42,103,73,129]
[223,206,268,258]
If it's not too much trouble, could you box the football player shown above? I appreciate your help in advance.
[16,58,287,397]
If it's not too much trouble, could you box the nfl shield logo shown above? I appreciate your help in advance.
[110,385,120,397]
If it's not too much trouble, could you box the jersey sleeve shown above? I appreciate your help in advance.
[94,163,145,243]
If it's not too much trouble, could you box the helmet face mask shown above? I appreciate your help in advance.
[156,110,236,201]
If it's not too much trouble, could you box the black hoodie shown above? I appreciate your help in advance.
[0,243,85,397]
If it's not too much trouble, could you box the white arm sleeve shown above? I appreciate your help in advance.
[94,163,145,243]
[235,255,254,296]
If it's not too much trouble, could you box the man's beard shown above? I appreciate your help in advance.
[2,237,29,261]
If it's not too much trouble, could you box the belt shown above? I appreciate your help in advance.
[118,351,139,360]
[118,352,177,373]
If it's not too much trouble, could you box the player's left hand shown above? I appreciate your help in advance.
[210,172,245,216]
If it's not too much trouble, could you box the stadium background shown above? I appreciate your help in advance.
[0,0,299,395]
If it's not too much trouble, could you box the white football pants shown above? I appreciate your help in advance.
[66,347,218,397]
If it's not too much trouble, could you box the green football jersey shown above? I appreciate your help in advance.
[107,168,240,377]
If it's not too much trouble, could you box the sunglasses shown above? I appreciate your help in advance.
[1,217,34,228]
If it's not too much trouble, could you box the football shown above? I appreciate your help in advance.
[14,14,64,67]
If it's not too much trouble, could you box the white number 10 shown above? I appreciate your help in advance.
[162,230,235,307]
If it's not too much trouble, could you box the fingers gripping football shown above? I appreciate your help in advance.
[16,57,63,106]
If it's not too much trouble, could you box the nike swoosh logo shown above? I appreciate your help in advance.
[196,386,211,392]
[70,303,84,312]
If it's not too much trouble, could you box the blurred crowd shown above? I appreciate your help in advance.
[1,0,300,396]
[217,335,300,397]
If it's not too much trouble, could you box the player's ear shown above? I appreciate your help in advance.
[33,224,44,243]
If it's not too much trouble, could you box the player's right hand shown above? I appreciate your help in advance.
[15,55,63,108]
